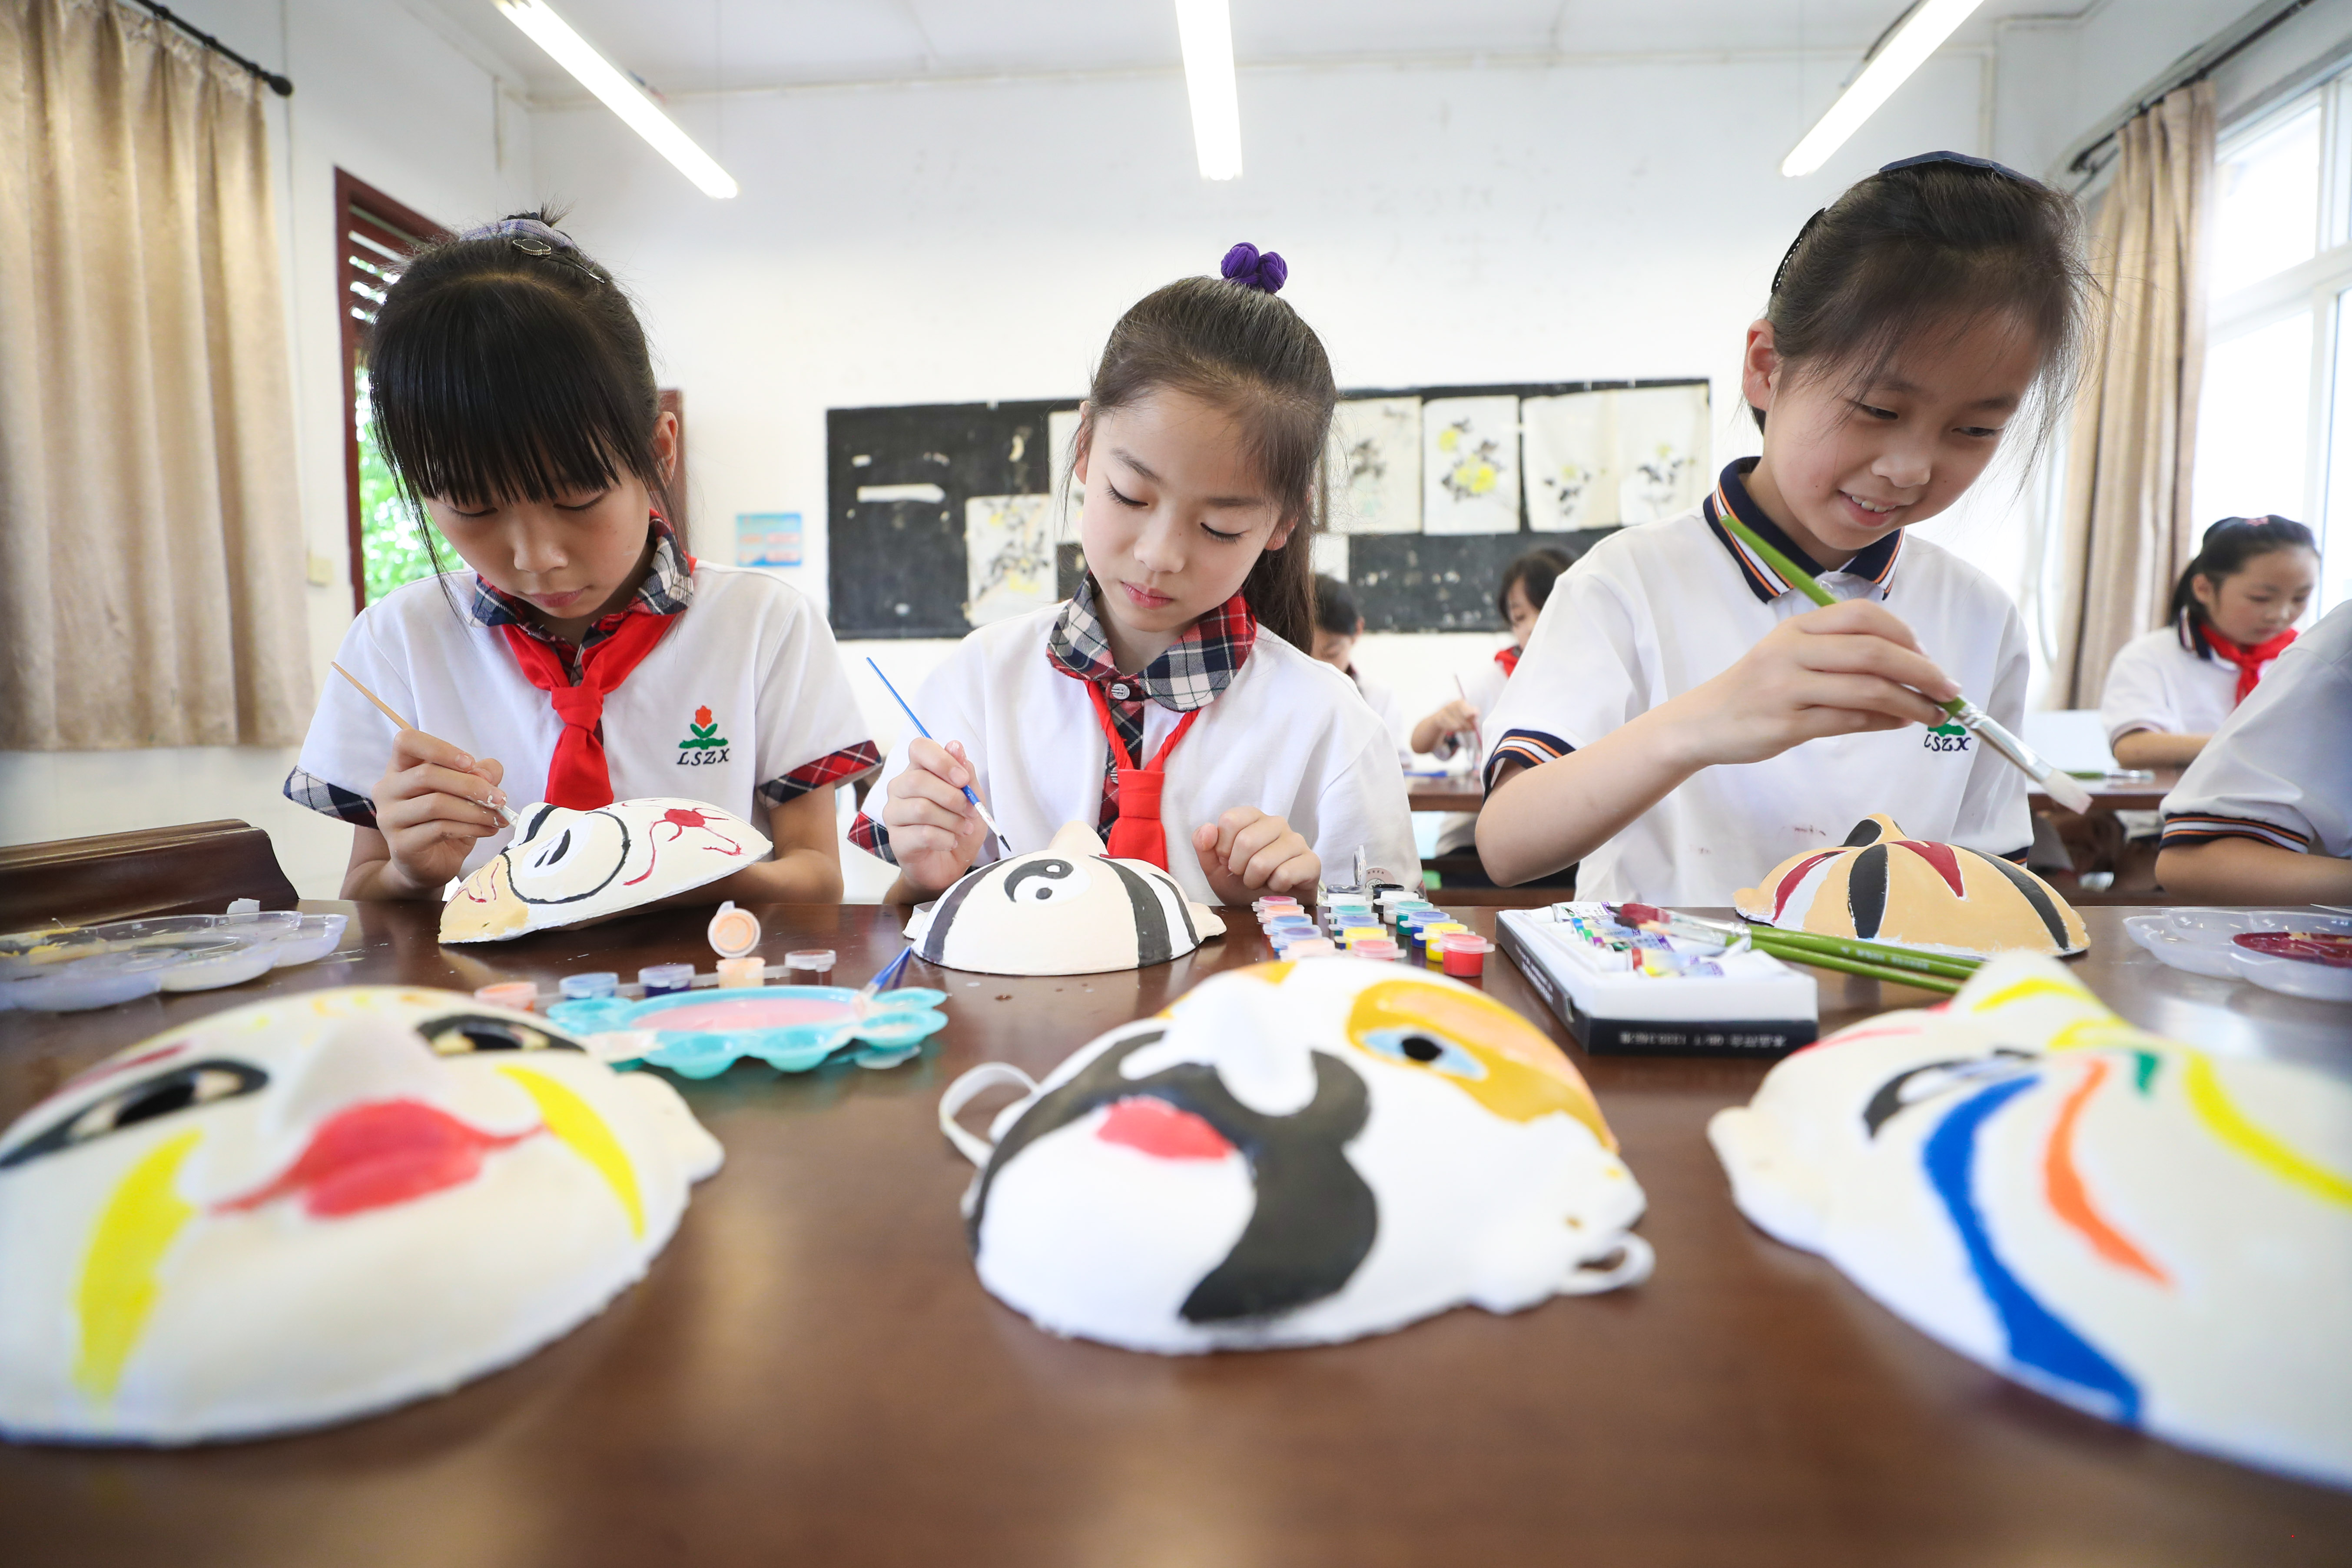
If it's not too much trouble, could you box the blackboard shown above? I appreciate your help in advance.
[826,400,1074,639]
[825,378,1707,637]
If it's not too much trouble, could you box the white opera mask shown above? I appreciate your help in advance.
[441,796,770,943]
[904,822,1226,976]
[0,988,721,1444]
[941,957,1650,1353]
[1709,955,2352,1488]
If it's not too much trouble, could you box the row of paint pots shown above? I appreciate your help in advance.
[1250,895,1492,979]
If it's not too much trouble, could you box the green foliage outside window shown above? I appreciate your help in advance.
[356,368,454,604]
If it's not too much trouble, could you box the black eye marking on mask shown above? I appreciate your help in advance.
[969,1029,1377,1324]
[511,809,630,905]
[1399,1035,1444,1063]
[1862,1049,2034,1138]
[918,857,992,964]
[522,803,559,840]
[421,1013,583,1056]
[0,1060,269,1171]
[1003,859,1076,903]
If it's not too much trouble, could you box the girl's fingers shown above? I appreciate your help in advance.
[1795,633,1958,702]
[377,790,504,835]
[1242,834,1306,889]
[1266,851,1319,895]
[905,737,971,790]
[390,726,476,772]
[1795,672,1950,727]
[889,767,978,818]
[1797,597,1928,653]
[883,794,974,836]
[395,762,509,810]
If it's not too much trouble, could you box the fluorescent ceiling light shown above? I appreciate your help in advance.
[1781,0,1987,177]
[1174,0,1243,180]
[496,0,738,198]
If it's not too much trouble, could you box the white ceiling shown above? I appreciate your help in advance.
[418,0,2080,103]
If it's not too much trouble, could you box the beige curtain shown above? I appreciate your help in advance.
[2050,80,2215,707]
[0,0,309,749]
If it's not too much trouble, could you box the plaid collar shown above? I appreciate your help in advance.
[1702,458,1903,604]
[1046,576,1256,711]
[469,515,693,647]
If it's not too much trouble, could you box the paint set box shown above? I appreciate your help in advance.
[1495,903,1818,1056]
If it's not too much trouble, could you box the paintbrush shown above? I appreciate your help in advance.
[864,658,1008,853]
[1710,511,2094,814]
[1454,673,1483,763]
[331,662,518,825]
[859,945,916,1001]
[1612,903,1980,982]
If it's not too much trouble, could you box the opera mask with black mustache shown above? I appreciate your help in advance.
[940,957,1650,1352]
[441,796,771,943]
[904,822,1226,975]
[0,988,721,1444]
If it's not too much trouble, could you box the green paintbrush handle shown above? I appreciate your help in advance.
[1714,507,1838,609]
[1746,927,1980,980]
[1767,946,1962,995]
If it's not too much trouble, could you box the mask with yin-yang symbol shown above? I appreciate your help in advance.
[903,822,1226,975]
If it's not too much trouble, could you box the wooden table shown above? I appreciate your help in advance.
[2029,766,2184,814]
[1406,780,1483,813]
[4,901,2348,1566]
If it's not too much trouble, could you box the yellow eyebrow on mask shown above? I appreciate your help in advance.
[2184,1053,2352,1210]
[75,1130,201,1402]
[498,1067,644,1236]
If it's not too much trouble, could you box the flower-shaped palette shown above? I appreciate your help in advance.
[547,986,950,1077]
[2123,908,2352,1002]
[0,912,351,1011]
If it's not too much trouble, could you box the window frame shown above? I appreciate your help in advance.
[2203,70,2352,610]
[334,169,449,616]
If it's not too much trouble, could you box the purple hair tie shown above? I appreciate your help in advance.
[1221,242,1288,295]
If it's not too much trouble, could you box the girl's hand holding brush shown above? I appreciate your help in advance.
[367,729,511,895]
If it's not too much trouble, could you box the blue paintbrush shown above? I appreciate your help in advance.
[865,658,1008,852]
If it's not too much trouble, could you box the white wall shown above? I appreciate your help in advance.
[0,0,533,896]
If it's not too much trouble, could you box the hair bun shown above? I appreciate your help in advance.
[1221,242,1288,295]
[458,215,580,252]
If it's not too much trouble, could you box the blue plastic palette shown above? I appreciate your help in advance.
[547,985,949,1078]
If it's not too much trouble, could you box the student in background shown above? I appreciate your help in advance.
[1478,154,2090,903]
[288,212,875,903]
[1309,574,1411,765]
[1410,547,1572,762]
[2157,598,2352,903]
[853,244,1418,905]
[2102,515,2318,767]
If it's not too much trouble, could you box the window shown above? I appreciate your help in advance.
[2193,70,2352,613]
[335,171,451,613]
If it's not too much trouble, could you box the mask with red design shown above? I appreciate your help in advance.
[442,795,771,943]
[0,987,721,1444]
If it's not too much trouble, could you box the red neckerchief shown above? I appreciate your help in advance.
[1084,683,1203,871]
[2208,627,2296,704]
[1494,646,1521,677]
[498,544,696,808]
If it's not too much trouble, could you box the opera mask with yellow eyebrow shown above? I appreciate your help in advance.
[940,957,1651,1353]
[0,988,722,1445]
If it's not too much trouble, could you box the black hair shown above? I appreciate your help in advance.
[1757,159,2093,459]
[1075,258,1337,652]
[368,209,671,537]
[2168,515,2318,657]
[1497,547,1573,622]
[1312,574,1360,638]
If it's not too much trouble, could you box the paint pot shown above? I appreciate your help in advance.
[1439,933,1493,979]
[1337,926,1383,948]
[473,981,538,1012]
[1261,914,1317,932]
[558,971,619,1001]
[1253,895,1300,915]
[1279,938,1337,958]
[639,962,696,997]
[1402,911,1450,958]
[786,949,836,984]
[1351,938,1402,963]
[716,956,766,989]
[1418,922,1468,968]
[707,900,762,961]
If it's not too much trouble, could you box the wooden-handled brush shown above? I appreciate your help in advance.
[330,662,518,825]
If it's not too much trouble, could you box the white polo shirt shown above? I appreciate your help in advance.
[2160,600,2352,858]
[1348,666,1411,767]
[2100,625,2276,744]
[1429,654,1515,856]
[1481,465,2031,905]
[288,562,875,880]
[857,605,1420,904]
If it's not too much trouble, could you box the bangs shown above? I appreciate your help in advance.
[371,273,655,508]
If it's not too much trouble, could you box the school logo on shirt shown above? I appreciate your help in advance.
[677,705,731,766]
[1923,719,1972,754]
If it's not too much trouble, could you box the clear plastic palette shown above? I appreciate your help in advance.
[2123,908,2352,1002]
[547,985,950,1078]
[0,912,351,1012]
